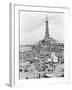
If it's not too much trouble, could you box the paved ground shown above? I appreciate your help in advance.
[20,63,64,79]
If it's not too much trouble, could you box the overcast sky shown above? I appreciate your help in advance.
[20,11,64,45]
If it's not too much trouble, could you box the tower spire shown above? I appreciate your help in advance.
[45,16,49,41]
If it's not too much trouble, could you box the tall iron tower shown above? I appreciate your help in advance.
[45,16,49,41]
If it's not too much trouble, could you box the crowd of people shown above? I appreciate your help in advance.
[19,50,64,79]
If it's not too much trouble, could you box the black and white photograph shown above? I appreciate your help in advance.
[19,10,64,80]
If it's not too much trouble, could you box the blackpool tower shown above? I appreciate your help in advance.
[45,16,49,41]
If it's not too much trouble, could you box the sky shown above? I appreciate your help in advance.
[20,11,64,45]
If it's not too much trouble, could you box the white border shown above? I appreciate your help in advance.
[10,3,70,87]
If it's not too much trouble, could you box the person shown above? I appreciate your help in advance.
[19,65,23,72]
[48,57,52,62]
[51,52,58,63]
[51,52,58,70]
[37,73,41,78]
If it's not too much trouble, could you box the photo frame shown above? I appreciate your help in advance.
[9,3,70,87]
